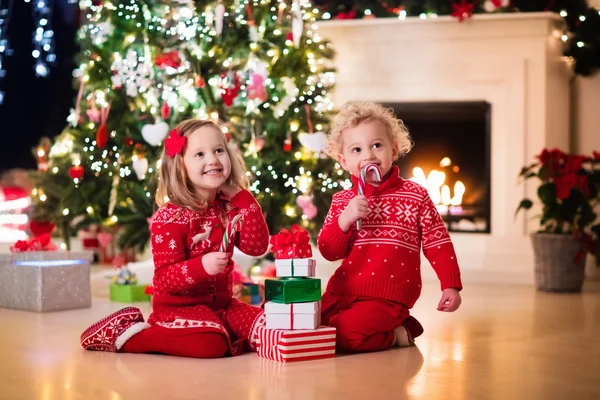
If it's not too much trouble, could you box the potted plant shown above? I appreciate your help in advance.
[516,149,600,292]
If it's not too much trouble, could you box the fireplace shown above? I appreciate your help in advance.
[383,101,491,233]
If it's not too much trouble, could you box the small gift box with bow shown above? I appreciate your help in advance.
[256,325,336,363]
[269,225,313,259]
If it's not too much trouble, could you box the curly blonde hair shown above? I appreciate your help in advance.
[325,101,413,160]
[156,119,249,212]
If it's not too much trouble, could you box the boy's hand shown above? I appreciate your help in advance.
[202,252,229,275]
[437,288,462,312]
[218,184,241,201]
[338,195,369,233]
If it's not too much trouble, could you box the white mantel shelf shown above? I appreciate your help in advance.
[316,12,572,284]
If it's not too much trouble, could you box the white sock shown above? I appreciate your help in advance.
[392,325,413,347]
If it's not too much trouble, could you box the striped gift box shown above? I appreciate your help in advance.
[256,325,336,362]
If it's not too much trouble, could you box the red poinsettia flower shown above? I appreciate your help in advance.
[164,128,186,158]
[576,175,590,197]
[554,173,576,199]
[564,155,586,173]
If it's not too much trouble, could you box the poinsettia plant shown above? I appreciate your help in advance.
[516,148,600,266]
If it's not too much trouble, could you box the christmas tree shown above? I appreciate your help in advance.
[315,0,600,76]
[30,0,342,253]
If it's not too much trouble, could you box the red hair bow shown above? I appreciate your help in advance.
[165,128,186,158]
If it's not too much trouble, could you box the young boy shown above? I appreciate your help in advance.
[317,101,463,352]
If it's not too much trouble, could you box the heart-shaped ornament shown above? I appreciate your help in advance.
[97,232,113,248]
[141,121,169,146]
[132,156,149,180]
[298,131,327,153]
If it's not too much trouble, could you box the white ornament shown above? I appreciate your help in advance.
[111,49,153,98]
[141,121,170,146]
[132,156,149,180]
[272,77,298,119]
[91,22,114,46]
[291,0,303,48]
[67,108,79,127]
[215,2,225,36]
[298,132,327,153]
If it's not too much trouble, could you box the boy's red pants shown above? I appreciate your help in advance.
[321,292,413,352]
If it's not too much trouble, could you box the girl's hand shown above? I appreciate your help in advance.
[437,288,462,312]
[338,195,369,233]
[218,184,242,201]
[202,252,229,275]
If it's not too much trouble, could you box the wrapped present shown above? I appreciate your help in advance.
[269,225,312,259]
[0,250,93,312]
[265,278,321,304]
[110,283,150,303]
[265,301,321,330]
[256,325,336,362]
[275,258,316,278]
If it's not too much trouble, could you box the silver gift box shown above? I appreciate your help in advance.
[0,251,94,312]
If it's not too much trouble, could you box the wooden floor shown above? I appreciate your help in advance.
[1,271,600,400]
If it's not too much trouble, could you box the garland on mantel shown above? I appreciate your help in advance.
[313,1,600,76]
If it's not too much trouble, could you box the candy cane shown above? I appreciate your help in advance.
[356,164,382,230]
[220,214,244,252]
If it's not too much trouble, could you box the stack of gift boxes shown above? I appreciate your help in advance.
[256,225,336,363]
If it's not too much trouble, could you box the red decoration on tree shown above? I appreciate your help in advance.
[96,124,108,148]
[68,166,84,180]
[29,221,55,236]
[283,135,292,152]
[165,128,186,158]
[195,75,205,88]
[154,51,182,69]
[161,103,170,120]
[452,0,474,22]
[219,72,241,107]
[124,137,134,146]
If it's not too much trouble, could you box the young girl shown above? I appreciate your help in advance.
[81,119,270,358]
[317,101,463,353]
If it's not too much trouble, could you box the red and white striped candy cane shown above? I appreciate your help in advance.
[356,164,382,230]
[220,214,244,252]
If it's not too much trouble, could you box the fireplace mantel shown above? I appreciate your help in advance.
[316,12,572,284]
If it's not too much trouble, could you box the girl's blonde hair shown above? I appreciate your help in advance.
[324,101,413,160]
[155,119,249,212]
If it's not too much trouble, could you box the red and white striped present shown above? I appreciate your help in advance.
[256,325,336,362]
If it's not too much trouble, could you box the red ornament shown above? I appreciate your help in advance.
[287,32,294,42]
[452,0,474,22]
[29,221,55,236]
[219,73,241,107]
[283,136,292,152]
[195,75,205,88]
[69,166,84,180]
[96,124,108,148]
[154,51,182,69]
[124,137,134,146]
[161,103,170,120]
[164,128,186,158]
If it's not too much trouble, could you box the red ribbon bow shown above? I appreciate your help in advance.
[165,128,186,158]
[10,233,57,253]
[269,224,310,250]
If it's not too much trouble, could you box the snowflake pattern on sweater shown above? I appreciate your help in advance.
[317,166,462,308]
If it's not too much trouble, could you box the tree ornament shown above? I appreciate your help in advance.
[132,155,149,180]
[141,121,169,146]
[68,165,84,180]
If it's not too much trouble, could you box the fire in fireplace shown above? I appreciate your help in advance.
[382,101,491,233]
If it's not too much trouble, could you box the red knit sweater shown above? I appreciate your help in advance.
[150,189,269,310]
[317,166,463,308]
